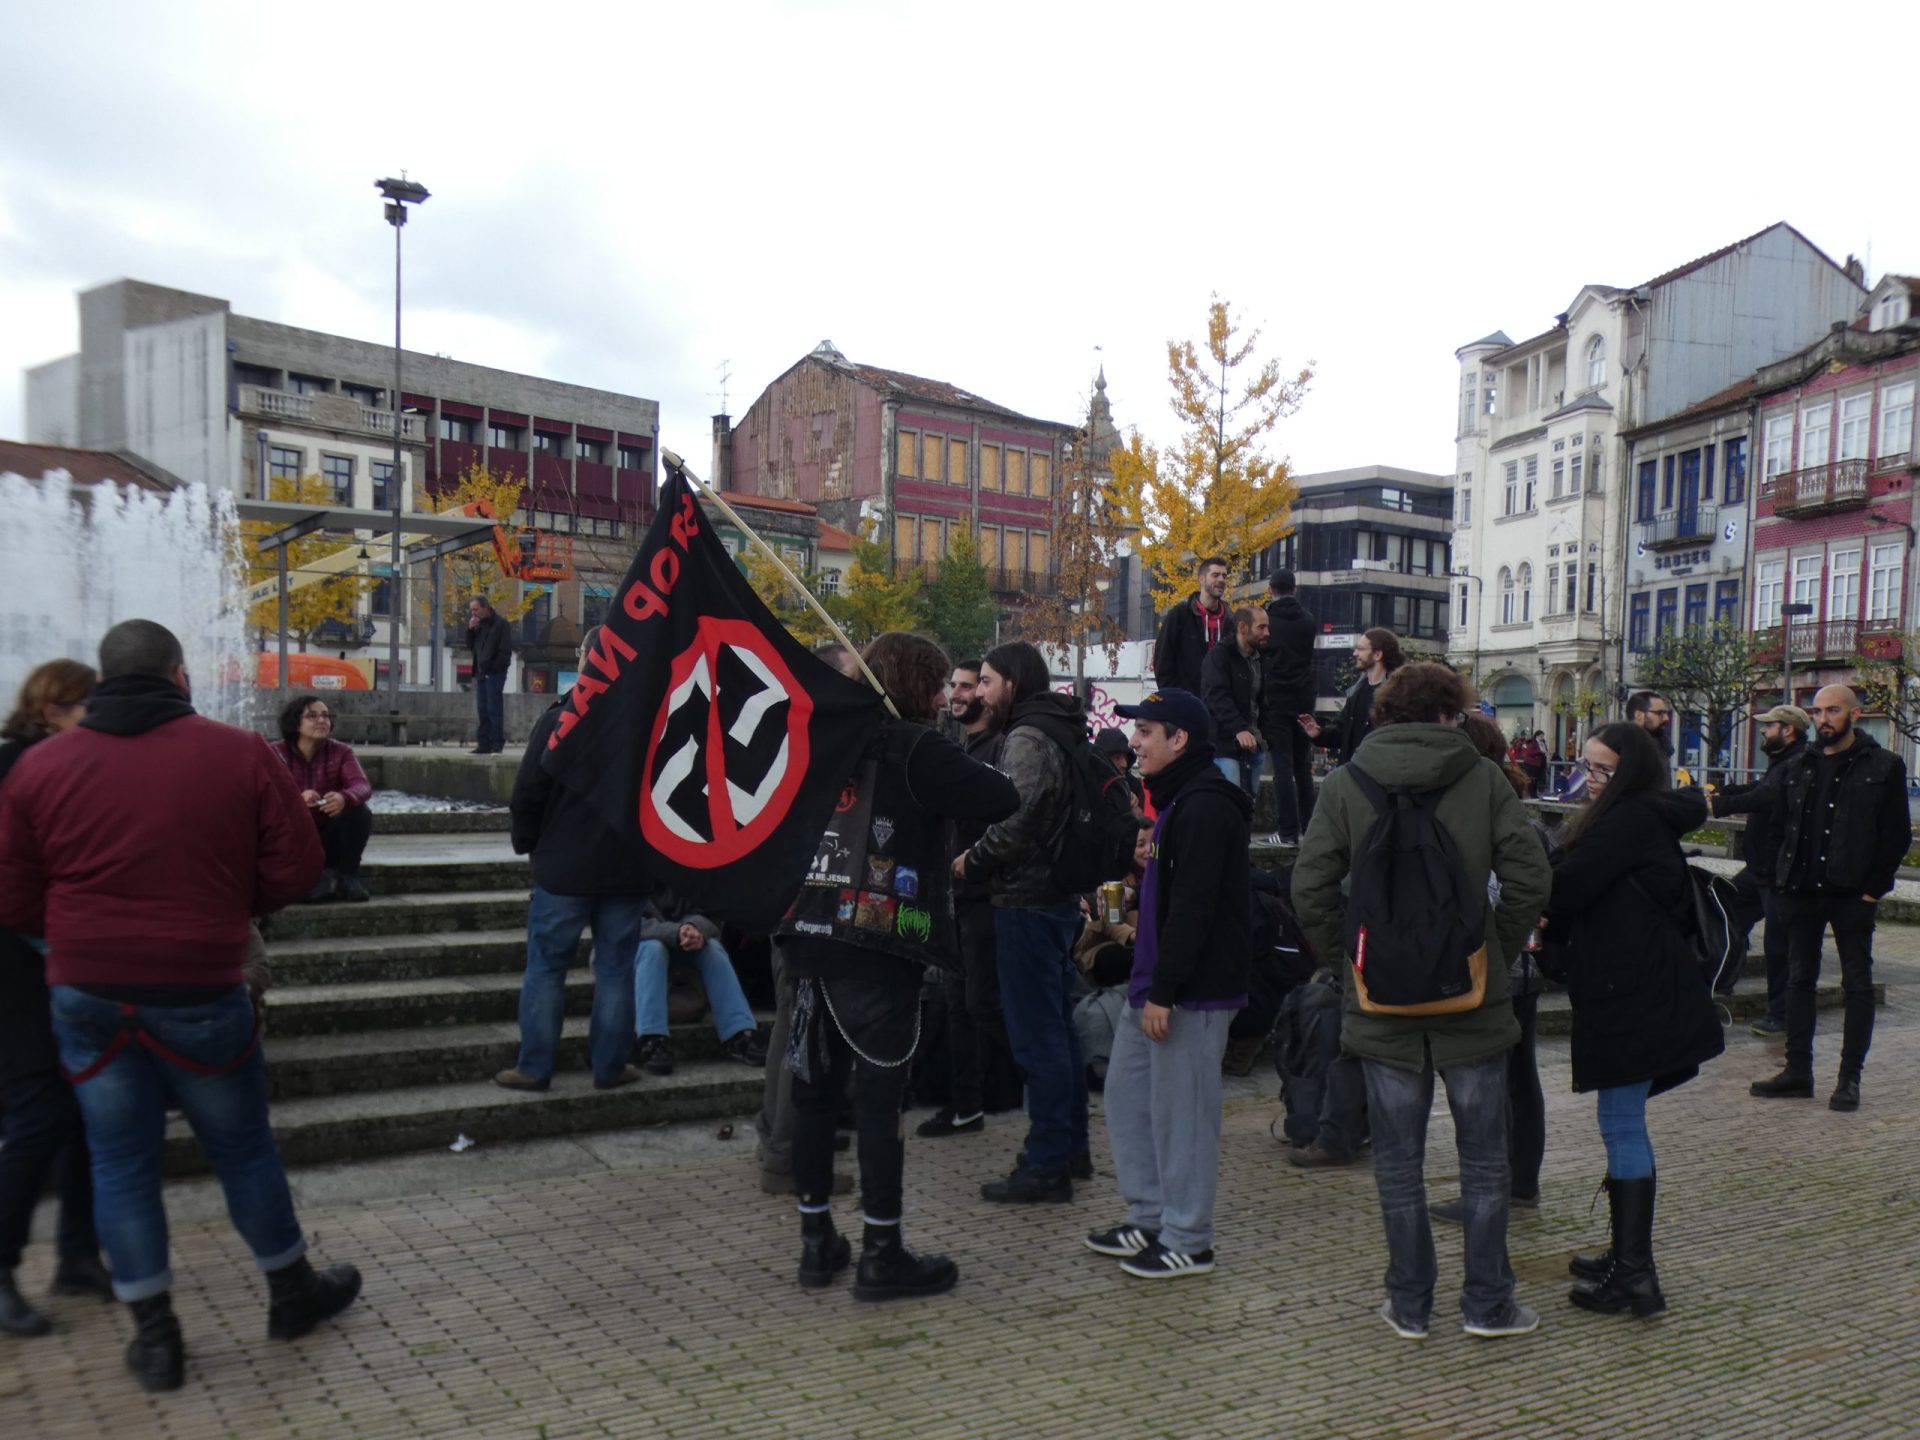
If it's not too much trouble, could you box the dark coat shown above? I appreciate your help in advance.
[1137,749,1251,1007]
[1260,594,1318,714]
[1713,736,1806,875]
[962,692,1087,908]
[1769,731,1910,898]
[1152,593,1226,694]
[1316,674,1381,766]
[1201,640,1260,758]
[469,612,514,675]
[0,738,57,1079]
[1547,787,1725,1094]
[510,698,656,896]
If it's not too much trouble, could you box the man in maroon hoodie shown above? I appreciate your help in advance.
[0,620,362,1393]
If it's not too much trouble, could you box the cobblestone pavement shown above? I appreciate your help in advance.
[4,944,1916,1440]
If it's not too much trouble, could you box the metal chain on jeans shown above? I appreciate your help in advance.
[818,978,922,1070]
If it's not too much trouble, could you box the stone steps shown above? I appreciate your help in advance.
[265,930,534,985]
[165,1066,765,1178]
[264,890,530,942]
[367,810,509,836]
[361,858,530,894]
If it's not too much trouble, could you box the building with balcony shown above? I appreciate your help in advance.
[714,341,1074,606]
[1449,223,1866,739]
[1259,465,1452,707]
[1747,275,1920,749]
[23,279,661,691]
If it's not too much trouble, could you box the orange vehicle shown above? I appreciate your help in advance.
[465,498,573,582]
[256,652,373,691]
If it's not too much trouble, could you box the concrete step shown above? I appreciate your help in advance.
[361,857,529,895]
[164,1065,765,1177]
[261,1017,767,1100]
[266,930,536,985]
[1534,980,1880,1037]
[264,890,529,942]
[369,810,509,836]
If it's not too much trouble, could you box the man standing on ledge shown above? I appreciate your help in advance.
[1152,556,1229,694]
[467,596,513,755]
[1750,684,1908,1112]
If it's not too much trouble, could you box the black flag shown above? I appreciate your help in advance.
[541,466,884,929]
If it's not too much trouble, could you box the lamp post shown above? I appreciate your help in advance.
[376,174,430,743]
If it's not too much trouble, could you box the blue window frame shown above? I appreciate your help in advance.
[1637,461,1657,522]
[1714,579,1740,627]
[1629,594,1650,652]
[1655,588,1677,640]
[1684,583,1708,634]
[1703,444,1716,501]
[1724,438,1748,504]
[1662,455,1676,511]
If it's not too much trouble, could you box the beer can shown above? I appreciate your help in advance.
[1100,881,1126,926]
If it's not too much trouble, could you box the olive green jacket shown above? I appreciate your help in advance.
[1291,723,1551,1073]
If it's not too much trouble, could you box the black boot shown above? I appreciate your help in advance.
[852,1222,958,1302]
[0,1270,51,1338]
[797,1210,851,1290]
[266,1255,363,1341]
[1570,1175,1665,1318]
[1568,1176,1615,1282]
[125,1294,184,1392]
[1749,1066,1814,1099]
[51,1254,115,1301]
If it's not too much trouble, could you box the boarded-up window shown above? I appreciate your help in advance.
[979,525,1000,568]
[1004,528,1024,575]
[1005,450,1026,496]
[921,432,942,483]
[894,514,916,561]
[1028,531,1049,577]
[1029,453,1050,497]
[949,437,968,486]
[896,430,917,477]
[980,443,1001,491]
[921,517,945,562]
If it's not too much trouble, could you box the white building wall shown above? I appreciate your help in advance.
[122,311,230,490]
[23,355,80,446]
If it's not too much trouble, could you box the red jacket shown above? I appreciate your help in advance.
[0,689,323,989]
[270,738,373,806]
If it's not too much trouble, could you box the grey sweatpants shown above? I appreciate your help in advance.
[1104,1003,1232,1254]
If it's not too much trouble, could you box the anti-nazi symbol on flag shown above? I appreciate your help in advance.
[640,617,814,868]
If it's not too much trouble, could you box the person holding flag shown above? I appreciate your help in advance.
[776,632,1017,1300]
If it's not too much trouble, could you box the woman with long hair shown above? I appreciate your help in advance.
[1546,721,1724,1319]
[0,660,114,1335]
[270,694,375,902]
[778,631,1017,1300]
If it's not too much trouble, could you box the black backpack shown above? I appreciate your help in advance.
[1048,738,1140,895]
[1634,859,1745,995]
[1270,972,1342,1146]
[1343,764,1489,1015]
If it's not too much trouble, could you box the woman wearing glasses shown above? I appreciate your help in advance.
[1544,722,1723,1321]
[270,696,374,902]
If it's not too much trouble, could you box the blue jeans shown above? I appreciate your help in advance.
[634,938,756,1040]
[50,986,305,1302]
[994,903,1089,1175]
[1362,1053,1514,1327]
[517,887,646,1084]
[1595,1081,1653,1179]
[474,670,507,751]
[1214,750,1265,798]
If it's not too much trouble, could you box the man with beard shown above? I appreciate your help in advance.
[1299,628,1404,769]
[1153,557,1230,694]
[918,660,1017,1139]
[1709,705,1809,1034]
[1627,691,1676,781]
[1261,569,1319,843]
[1751,685,1909,1112]
[954,641,1093,1201]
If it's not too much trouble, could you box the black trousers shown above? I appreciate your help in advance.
[1778,890,1878,1079]
[939,900,1014,1119]
[0,1069,95,1273]
[314,804,374,876]
[1729,868,1789,1019]
[1506,990,1545,1198]
[1262,714,1317,840]
[793,974,919,1222]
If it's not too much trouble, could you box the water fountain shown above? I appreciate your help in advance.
[0,470,254,728]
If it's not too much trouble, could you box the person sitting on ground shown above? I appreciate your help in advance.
[1071,821,1153,1093]
[634,895,768,1075]
[0,619,358,1392]
[0,659,114,1338]
[270,694,374,903]
[1094,727,1146,814]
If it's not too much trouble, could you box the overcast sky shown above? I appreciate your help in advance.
[4,1,1917,485]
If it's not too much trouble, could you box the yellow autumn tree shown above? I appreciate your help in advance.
[419,460,537,628]
[243,474,376,651]
[744,544,834,647]
[1107,296,1312,609]
[827,517,922,646]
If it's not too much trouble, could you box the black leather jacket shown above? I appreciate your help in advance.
[1770,733,1910,897]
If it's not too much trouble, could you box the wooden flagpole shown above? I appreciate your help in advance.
[660,448,899,719]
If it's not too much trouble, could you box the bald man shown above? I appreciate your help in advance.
[1750,685,1909,1112]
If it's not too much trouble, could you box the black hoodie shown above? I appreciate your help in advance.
[1137,745,1252,1008]
[963,691,1087,908]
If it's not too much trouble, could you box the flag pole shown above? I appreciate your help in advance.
[661,449,899,718]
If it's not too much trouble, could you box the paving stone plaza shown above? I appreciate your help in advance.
[4,864,1915,1440]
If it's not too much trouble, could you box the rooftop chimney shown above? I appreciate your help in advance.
[1844,254,1867,286]
[711,414,733,491]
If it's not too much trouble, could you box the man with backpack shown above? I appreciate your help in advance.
[1084,689,1249,1278]
[955,641,1101,1203]
[1292,662,1551,1340]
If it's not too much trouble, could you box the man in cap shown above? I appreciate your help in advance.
[1710,704,1809,1035]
